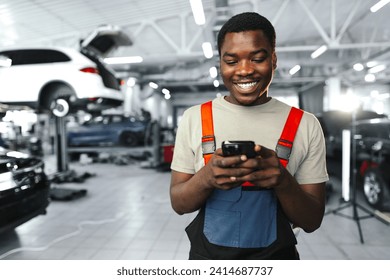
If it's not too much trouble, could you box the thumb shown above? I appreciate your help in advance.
[256,145,275,158]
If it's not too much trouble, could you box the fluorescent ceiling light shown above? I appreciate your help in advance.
[368,64,386,74]
[127,77,137,87]
[164,93,171,100]
[370,0,390,12]
[353,63,364,71]
[202,42,214,59]
[104,56,143,64]
[149,82,158,89]
[366,61,378,68]
[311,45,327,59]
[364,73,376,82]
[209,66,218,78]
[162,88,170,95]
[190,0,206,25]
[289,65,301,75]
[213,80,219,87]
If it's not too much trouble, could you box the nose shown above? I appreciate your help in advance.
[236,60,254,76]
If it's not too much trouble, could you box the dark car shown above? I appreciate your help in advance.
[67,114,150,147]
[354,118,390,211]
[317,110,387,159]
[0,147,50,234]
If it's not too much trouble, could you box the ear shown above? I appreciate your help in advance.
[272,52,277,69]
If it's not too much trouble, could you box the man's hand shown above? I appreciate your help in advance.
[245,145,288,189]
[206,145,288,190]
[204,147,256,190]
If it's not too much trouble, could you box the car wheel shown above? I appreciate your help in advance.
[363,168,385,210]
[120,132,138,147]
[45,85,75,117]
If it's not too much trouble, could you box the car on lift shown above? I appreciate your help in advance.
[0,25,132,117]
[0,147,51,234]
[67,113,150,148]
[354,118,390,211]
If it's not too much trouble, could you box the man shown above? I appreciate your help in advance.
[170,12,328,259]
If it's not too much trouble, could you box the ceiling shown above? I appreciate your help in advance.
[1,0,389,95]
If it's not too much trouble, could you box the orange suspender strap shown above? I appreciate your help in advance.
[200,101,304,169]
[242,107,304,187]
[276,107,304,167]
[201,101,215,165]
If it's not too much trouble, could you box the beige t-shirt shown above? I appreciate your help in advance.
[171,96,328,185]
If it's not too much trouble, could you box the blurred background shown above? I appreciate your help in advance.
[0,0,389,260]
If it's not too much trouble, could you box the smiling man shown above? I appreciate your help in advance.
[169,12,328,260]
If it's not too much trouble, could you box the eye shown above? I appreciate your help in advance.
[224,59,237,65]
[252,57,266,63]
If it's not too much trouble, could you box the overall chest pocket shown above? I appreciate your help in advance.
[204,188,277,248]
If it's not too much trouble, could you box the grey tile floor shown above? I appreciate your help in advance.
[0,156,389,260]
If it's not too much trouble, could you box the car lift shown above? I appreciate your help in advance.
[48,114,91,201]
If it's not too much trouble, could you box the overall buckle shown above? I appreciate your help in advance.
[202,135,215,155]
[276,139,293,160]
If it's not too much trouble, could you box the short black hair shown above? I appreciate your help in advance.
[217,12,276,55]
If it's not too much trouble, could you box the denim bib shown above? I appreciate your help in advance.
[203,187,277,248]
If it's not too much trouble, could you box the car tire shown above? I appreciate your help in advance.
[363,168,385,210]
[45,85,75,117]
[120,131,138,147]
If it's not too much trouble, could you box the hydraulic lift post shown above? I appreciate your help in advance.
[49,114,90,200]
[55,114,68,173]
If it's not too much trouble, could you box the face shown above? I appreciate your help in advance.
[220,30,277,106]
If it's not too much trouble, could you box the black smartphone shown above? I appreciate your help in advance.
[222,140,256,158]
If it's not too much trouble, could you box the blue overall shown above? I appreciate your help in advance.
[203,187,277,248]
[199,101,303,249]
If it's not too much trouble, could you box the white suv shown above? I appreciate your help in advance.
[0,26,132,117]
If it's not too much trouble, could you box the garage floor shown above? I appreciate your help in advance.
[0,155,389,260]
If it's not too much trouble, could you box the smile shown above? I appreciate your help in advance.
[235,81,258,90]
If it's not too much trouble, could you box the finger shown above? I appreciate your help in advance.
[213,166,254,180]
[214,148,224,156]
[214,154,248,168]
[257,145,276,158]
[241,168,282,184]
[214,177,243,190]
[257,156,280,169]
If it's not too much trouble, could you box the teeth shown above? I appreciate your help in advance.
[236,82,257,89]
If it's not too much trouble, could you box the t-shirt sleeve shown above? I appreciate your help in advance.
[170,109,196,174]
[294,114,329,185]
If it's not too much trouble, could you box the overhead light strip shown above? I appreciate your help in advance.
[190,0,206,25]
[104,56,143,64]
[289,65,301,75]
[202,42,213,59]
[310,45,327,59]
[368,65,386,74]
[149,82,158,89]
[209,66,218,78]
[370,0,390,13]
[353,63,364,71]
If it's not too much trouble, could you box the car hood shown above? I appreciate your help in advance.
[0,148,43,173]
[0,148,45,192]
